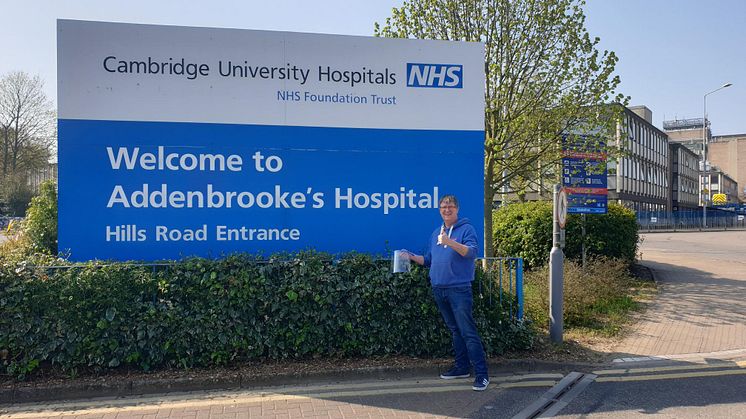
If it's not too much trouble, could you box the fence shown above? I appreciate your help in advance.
[637,209,746,232]
[478,257,524,321]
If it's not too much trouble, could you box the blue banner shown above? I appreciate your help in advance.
[58,120,484,261]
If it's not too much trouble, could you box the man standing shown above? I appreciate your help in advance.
[404,195,489,391]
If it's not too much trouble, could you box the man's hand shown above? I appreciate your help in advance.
[439,235,470,257]
[401,250,425,266]
[438,231,455,247]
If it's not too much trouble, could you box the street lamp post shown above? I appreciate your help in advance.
[702,83,733,228]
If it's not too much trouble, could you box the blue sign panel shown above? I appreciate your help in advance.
[564,191,608,214]
[561,136,608,214]
[58,120,483,260]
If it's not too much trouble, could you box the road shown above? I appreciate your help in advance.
[555,360,746,418]
[3,231,746,418]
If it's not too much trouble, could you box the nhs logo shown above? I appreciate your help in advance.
[406,63,463,88]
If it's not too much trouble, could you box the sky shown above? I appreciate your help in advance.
[2,0,744,135]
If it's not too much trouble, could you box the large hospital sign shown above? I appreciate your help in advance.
[57,20,485,261]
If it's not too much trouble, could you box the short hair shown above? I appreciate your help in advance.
[439,195,459,208]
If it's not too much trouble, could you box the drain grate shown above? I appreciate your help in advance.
[512,371,597,418]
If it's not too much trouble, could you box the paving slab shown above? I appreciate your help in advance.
[614,231,746,357]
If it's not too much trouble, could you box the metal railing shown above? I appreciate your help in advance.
[637,209,746,232]
[477,257,524,321]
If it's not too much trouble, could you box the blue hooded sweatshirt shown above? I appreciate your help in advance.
[423,218,479,288]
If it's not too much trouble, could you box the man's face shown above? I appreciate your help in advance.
[439,201,459,226]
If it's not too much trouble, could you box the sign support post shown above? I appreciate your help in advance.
[581,213,587,269]
[549,184,566,343]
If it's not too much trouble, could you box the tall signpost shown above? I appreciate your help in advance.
[549,185,567,343]
[550,135,608,343]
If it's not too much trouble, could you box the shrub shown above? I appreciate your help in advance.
[0,220,31,263]
[562,204,639,263]
[493,201,638,268]
[492,201,553,269]
[523,257,637,332]
[0,252,532,379]
[23,180,57,255]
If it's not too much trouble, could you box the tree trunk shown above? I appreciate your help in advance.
[483,153,495,261]
[1,127,8,176]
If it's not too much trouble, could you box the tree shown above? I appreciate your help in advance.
[376,0,626,257]
[0,71,55,175]
[0,71,55,215]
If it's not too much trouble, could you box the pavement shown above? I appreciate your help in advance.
[613,231,746,358]
[1,372,560,419]
[0,359,598,405]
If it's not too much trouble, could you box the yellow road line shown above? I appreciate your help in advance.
[596,368,746,383]
[594,360,746,376]
[0,380,557,418]
[274,372,563,394]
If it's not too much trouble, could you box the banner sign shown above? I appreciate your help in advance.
[562,136,608,214]
[57,20,485,261]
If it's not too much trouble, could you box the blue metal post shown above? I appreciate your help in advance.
[516,258,524,320]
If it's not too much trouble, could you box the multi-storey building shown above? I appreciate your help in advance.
[663,118,707,157]
[709,134,746,201]
[663,118,744,205]
[701,166,739,205]
[608,105,669,212]
[668,143,699,210]
[500,105,673,213]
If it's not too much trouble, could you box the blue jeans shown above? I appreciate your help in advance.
[432,285,488,376]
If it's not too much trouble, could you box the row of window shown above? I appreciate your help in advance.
[672,177,699,197]
[627,116,668,167]
[615,157,668,200]
[619,200,667,213]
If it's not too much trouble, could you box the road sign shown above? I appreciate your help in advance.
[562,135,608,214]
[558,188,568,229]
[712,193,727,205]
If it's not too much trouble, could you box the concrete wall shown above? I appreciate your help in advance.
[709,136,746,201]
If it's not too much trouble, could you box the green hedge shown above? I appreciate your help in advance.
[23,181,58,255]
[493,201,638,269]
[0,253,532,379]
